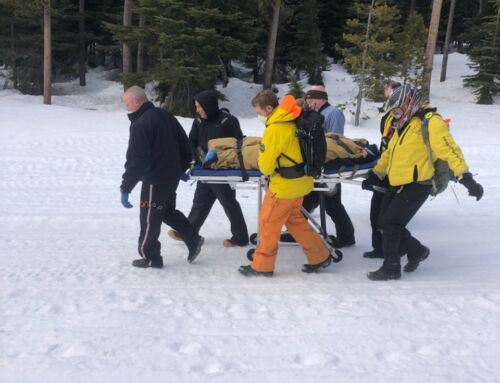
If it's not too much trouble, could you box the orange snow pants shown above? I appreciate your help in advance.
[251,191,329,272]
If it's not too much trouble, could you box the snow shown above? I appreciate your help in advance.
[1,53,499,383]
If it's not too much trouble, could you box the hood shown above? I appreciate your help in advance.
[267,95,302,126]
[194,90,220,121]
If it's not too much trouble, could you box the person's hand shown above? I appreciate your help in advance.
[459,173,483,201]
[202,149,218,168]
[362,171,384,191]
[121,192,133,208]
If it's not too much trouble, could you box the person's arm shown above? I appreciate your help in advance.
[258,125,283,176]
[373,141,390,179]
[228,115,244,140]
[120,122,152,193]
[188,119,202,164]
[175,118,192,171]
[428,117,469,178]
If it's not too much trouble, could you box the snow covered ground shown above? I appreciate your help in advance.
[1,53,499,382]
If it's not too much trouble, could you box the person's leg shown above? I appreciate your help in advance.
[324,184,355,245]
[250,192,295,273]
[285,198,329,266]
[364,190,384,258]
[187,182,217,233]
[161,181,198,242]
[280,191,318,243]
[211,184,249,245]
[378,183,431,272]
[135,182,165,268]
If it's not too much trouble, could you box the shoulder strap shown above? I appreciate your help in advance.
[421,112,438,193]
[236,139,249,182]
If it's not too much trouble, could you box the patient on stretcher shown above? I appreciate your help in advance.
[202,134,379,171]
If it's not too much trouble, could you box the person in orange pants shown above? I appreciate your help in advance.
[239,90,333,277]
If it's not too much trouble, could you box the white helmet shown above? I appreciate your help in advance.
[382,84,424,129]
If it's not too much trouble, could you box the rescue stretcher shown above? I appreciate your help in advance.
[188,159,379,262]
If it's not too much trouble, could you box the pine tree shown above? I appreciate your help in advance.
[108,0,257,116]
[316,0,352,62]
[462,1,500,104]
[337,1,401,102]
[396,11,427,87]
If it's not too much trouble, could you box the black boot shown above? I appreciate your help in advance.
[302,254,334,273]
[367,266,401,281]
[363,249,384,258]
[187,235,204,263]
[329,235,355,249]
[238,265,274,277]
[132,257,163,269]
[404,245,430,272]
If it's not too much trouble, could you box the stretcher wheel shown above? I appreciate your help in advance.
[332,249,343,263]
[247,248,255,261]
[249,233,258,245]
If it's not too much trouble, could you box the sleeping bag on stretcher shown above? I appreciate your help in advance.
[203,135,379,170]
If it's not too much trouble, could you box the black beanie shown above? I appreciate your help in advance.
[305,90,328,100]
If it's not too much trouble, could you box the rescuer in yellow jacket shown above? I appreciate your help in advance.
[362,84,483,281]
[238,90,332,277]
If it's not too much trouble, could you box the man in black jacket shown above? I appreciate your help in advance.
[168,90,249,247]
[120,86,204,268]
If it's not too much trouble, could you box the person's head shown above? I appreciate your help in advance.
[193,90,219,120]
[305,85,328,112]
[251,89,279,119]
[123,85,148,112]
[382,84,424,129]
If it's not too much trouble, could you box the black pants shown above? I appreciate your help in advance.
[188,182,249,244]
[379,183,431,271]
[303,184,355,241]
[369,190,384,251]
[139,181,197,262]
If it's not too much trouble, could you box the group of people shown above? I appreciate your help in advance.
[120,82,483,281]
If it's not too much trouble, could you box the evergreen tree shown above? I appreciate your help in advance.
[316,0,352,62]
[108,0,257,116]
[462,1,500,104]
[337,1,401,102]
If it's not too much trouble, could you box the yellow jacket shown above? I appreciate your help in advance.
[374,110,469,187]
[258,95,314,199]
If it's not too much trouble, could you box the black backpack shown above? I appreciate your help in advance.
[295,110,327,178]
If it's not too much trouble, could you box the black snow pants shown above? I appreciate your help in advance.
[379,182,432,271]
[138,181,197,263]
[187,182,249,245]
[303,184,355,242]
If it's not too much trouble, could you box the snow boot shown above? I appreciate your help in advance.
[367,266,401,281]
[238,265,274,277]
[280,232,296,243]
[330,235,355,249]
[363,249,384,258]
[223,238,249,248]
[167,229,183,241]
[132,257,163,269]
[187,235,204,263]
[404,245,430,273]
[302,254,334,273]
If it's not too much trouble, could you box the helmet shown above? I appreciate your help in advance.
[382,84,424,129]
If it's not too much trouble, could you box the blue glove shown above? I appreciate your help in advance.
[121,192,133,208]
[202,149,218,169]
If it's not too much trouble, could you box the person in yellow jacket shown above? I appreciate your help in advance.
[363,81,401,259]
[362,84,483,281]
[238,90,333,277]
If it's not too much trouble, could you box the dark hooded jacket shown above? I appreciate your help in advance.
[189,90,243,164]
[120,101,192,193]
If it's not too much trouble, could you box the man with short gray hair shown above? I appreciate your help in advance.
[120,86,204,268]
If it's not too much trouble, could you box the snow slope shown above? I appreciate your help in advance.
[1,53,499,383]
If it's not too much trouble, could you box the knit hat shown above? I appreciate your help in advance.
[305,89,328,100]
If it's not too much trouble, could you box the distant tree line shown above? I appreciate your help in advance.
[0,0,498,116]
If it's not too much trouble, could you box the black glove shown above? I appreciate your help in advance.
[362,171,384,191]
[459,173,483,201]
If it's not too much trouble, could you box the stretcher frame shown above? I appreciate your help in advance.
[188,160,378,261]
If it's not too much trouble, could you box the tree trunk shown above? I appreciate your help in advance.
[410,0,416,13]
[354,0,376,127]
[136,14,145,73]
[43,0,52,105]
[79,0,86,86]
[440,0,457,82]
[493,4,500,50]
[263,0,281,89]
[122,0,132,75]
[422,0,443,100]
[10,21,17,89]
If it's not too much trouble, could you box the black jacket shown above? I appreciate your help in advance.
[189,90,243,163]
[120,101,192,193]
